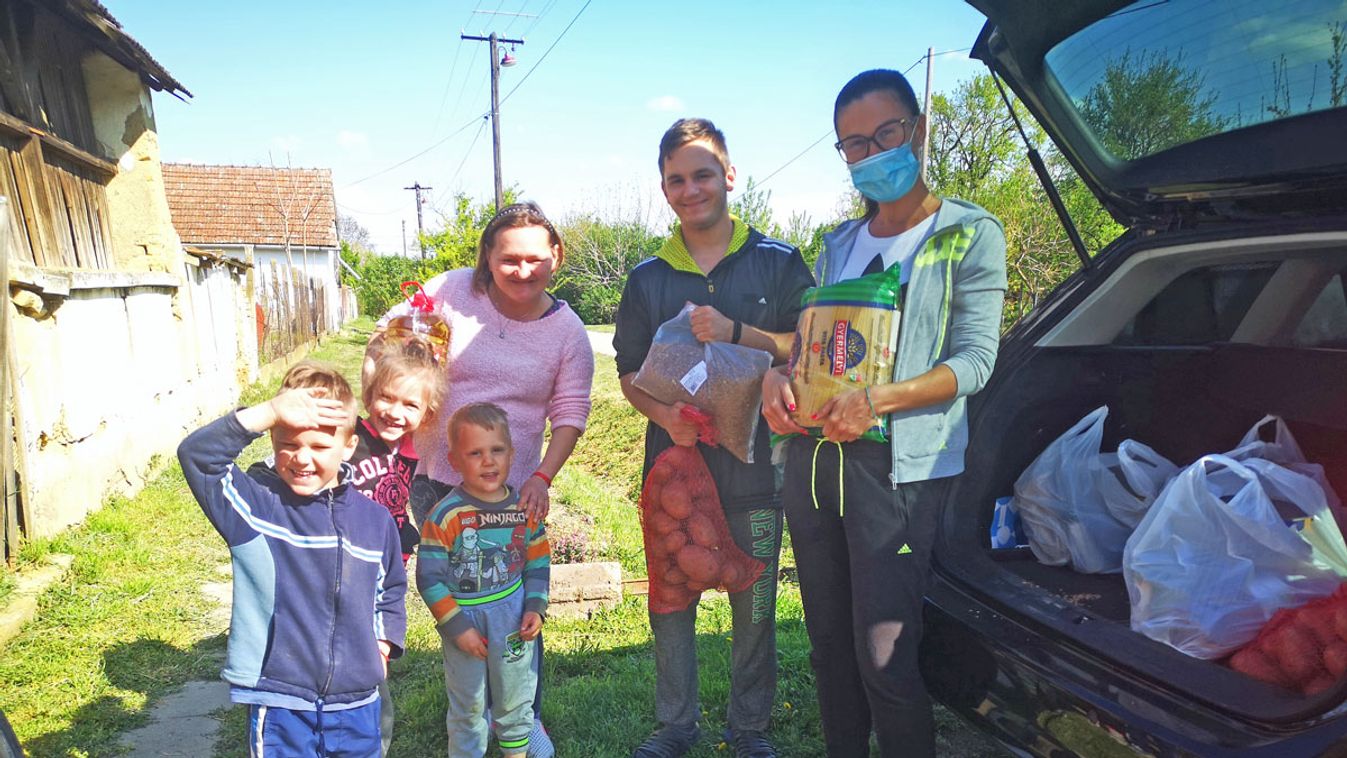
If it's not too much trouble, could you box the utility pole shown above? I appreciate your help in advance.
[404,182,432,258]
[922,46,933,183]
[462,31,524,212]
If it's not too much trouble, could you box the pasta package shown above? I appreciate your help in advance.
[786,266,902,442]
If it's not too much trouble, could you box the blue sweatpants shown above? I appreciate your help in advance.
[247,698,381,757]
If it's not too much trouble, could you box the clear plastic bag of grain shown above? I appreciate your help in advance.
[786,266,902,443]
[632,303,774,464]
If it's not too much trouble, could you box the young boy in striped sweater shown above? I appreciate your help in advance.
[417,403,550,758]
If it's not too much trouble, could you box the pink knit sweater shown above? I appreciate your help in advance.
[381,268,595,486]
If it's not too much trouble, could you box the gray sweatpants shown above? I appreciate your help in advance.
[438,589,536,758]
[649,507,782,731]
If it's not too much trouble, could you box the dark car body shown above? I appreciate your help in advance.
[920,1,1347,755]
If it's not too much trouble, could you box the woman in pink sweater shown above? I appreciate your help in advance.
[383,202,594,520]
[378,202,593,758]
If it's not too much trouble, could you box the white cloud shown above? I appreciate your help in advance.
[645,95,685,112]
[336,130,369,150]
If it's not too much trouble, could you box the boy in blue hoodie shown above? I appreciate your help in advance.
[178,361,408,756]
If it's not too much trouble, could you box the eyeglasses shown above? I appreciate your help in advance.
[834,117,916,163]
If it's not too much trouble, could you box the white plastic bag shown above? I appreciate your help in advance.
[1124,455,1346,659]
[1227,414,1344,513]
[1012,406,1134,573]
[1228,415,1305,465]
[632,303,774,464]
[1093,440,1179,530]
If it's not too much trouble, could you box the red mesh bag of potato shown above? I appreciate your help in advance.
[1228,583,1347,696]
[638,444,767,614]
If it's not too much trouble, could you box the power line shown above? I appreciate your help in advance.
[499,0,592,106]
[755,128,833,189]
[522,0,559,36]
[429,0,485,136]
[340,114,484,188]
[340,0,587,192]
[434,115,491,209]
[756,45,975,191]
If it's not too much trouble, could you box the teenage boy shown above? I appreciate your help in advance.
[178,361,407,755]
[613,118,815,758]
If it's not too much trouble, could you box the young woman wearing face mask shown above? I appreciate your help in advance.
[761,69,1007,758]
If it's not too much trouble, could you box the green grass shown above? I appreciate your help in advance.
[2,315,1003,758]
[0,322,379,757]
[0,572,13,609]
[586,323,616,333]
[568,354,647,502]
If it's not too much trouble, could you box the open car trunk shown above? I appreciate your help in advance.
[937,227,1347,724]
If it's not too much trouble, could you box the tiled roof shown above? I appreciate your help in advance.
[162,163,338,248]
[55,0,190,98]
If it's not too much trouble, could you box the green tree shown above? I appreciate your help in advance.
[927,72,1124,327]
[553,212,664,324]
[1079,50,1225,160]
[351,253,424,317]
[418,188,520,278]
[729,176,782,237]
[927,74,1026,200]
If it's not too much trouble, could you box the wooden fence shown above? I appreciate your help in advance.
[255,262,356,365]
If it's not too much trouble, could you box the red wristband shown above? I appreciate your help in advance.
[531,470,552,486]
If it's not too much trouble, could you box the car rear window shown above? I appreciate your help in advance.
[1045,0,1347,162]
[1115,262,1278,346]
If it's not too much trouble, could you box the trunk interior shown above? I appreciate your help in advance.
[943,339,1347,721]
[988,343,1347,615]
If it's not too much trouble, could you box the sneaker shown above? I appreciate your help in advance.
[724,728,777,758]
[632,723,701,758]
[527,718,555,758]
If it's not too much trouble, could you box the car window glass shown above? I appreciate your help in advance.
[1292,274,1347,348]
[1045,0,1347,162]
[1115,262,1278,346]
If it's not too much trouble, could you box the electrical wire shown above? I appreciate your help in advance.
[755,129,834,189]
[339,114,485,188]
[499,0,592,106]
[522,0,559,37]
[429,1,484,136]
[754,45,973,191]
[433,116,491,209]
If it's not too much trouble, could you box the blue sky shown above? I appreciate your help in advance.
[104,1,992,253]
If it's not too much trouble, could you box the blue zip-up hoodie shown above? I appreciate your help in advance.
[178,413,408,707]
[816,198,1007,485]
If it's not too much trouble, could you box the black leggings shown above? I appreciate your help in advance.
[782,438,944,758]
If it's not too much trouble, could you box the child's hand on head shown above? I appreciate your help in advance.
[271,388,349,431]
[454,627,488,660]
[519,611,543,641]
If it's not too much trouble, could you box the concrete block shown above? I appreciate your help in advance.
[547,561,622,619]
[0,554,74,650]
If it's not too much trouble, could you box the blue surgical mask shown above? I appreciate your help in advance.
[848,143,919,203]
